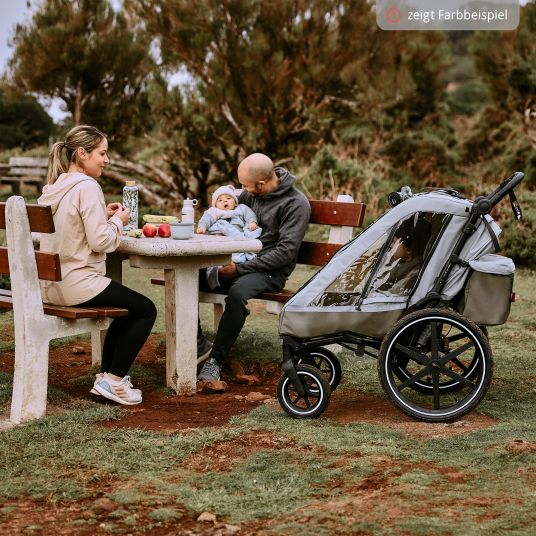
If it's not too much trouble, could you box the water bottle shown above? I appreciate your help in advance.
[181,198,198,224]
[122,180,138,232]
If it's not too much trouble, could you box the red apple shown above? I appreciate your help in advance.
[158,223,171,238]
[142,223,157,237]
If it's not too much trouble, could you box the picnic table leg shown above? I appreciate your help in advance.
[164,264,198,394]
[92,252,127,366]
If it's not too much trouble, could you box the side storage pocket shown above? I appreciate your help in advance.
[459,254,515,326]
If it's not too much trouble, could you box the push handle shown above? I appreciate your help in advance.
[472,172,524,215]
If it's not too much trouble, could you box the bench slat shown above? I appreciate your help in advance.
[0,203,55,233]
[257,289,294,303]
[0,247,62,281]
[153,277,295,303]
[8,157,48,167]
[0,291,128,319]
[297,241,343,267]
[0,177,43,183]
[90,307,129,318]
[309,200,365,227]
[8,168,48,177]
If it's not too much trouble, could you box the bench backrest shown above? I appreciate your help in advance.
[0,199,61,292]
[299,198,366,267]
[8,157,48,178]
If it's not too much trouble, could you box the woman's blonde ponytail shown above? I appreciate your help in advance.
[47,126,106,184]
[47,141,67,184]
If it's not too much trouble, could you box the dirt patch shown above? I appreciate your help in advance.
[180,430,303,472]
[241,455,512,533]
[324,388,497,439]
[1,336,496,437]
[506,440,536,455]
[0,495,239,536]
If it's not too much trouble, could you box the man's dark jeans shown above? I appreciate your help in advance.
[199,269,285,365]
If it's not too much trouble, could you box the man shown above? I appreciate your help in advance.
[197,152,311,381]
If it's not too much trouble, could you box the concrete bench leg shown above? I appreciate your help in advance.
[91,329,106,367]
[10,334,50,424]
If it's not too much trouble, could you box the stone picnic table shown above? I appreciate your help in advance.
[106,233,262,394]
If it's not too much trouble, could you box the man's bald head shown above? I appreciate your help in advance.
[237,153,274,184]
[237,153,279,196]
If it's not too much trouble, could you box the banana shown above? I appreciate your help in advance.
[142,214,179,224]
[126,229,143,238]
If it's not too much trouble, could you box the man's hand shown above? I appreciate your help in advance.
[248,222,258,231]
[218,262,238,280]
[106,202,123,219]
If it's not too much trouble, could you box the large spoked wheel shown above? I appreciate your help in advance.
[378,308,493,423]
[297,347,342,392]
[391,323,489,394]
[277,364,331,419]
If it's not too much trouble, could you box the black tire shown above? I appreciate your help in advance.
[391,323,488,394]
[378,308,493,423]
[297,347,342,392]
[277,364,331,419]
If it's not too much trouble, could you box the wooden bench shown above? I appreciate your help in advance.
[0,157,48,195]
[0,197,128,424]
[151,195,366,328]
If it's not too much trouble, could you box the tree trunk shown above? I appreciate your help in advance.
[74,80,82,125]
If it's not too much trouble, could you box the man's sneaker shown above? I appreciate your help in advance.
[197,357,221,381]
[92,374,142,405]
[90,373,141,397]
[197,337,213,365]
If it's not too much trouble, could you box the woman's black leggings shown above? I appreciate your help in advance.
[78,280,157,377]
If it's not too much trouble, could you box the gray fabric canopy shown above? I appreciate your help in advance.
[280,191,507,339]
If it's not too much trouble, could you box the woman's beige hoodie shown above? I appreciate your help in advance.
[38,172,123,306]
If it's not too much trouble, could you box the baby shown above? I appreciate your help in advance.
[197,185,262,288]
[197,185,259,238]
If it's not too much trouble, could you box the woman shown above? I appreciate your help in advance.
[38,125,157,405]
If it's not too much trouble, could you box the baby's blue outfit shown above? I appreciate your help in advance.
[198,205,262,263]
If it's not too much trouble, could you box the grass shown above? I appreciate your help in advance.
[1,227,536,532]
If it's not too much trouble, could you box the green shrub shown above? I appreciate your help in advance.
[524,150,536,190]
[501,219,536,270]
[0,274,10,290]
[446,80,488,116]
[301,146,371,199]
[381,128,457,183]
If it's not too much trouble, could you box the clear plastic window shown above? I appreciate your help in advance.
[368,213,446,298]
[311,212,448,307]
[311,232,389,307]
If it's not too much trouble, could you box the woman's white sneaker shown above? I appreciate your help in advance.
[92,374,142,405]
[91,373,141,397]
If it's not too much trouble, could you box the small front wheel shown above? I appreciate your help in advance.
[277,364,331,419]
[297,347,342,392]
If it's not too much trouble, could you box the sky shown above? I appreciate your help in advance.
[0,0,532,123]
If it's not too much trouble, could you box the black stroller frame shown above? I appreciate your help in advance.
[278,172,525,422]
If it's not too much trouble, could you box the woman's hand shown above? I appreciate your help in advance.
[107,202,123,219]
[114,206,131,226]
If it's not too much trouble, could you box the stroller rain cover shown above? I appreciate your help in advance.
[279,192,505,339]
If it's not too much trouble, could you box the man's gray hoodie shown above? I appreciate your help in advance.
[236,167,310,282]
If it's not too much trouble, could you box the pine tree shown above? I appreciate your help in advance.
[128,0,448,199]
[8,0,155,148]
